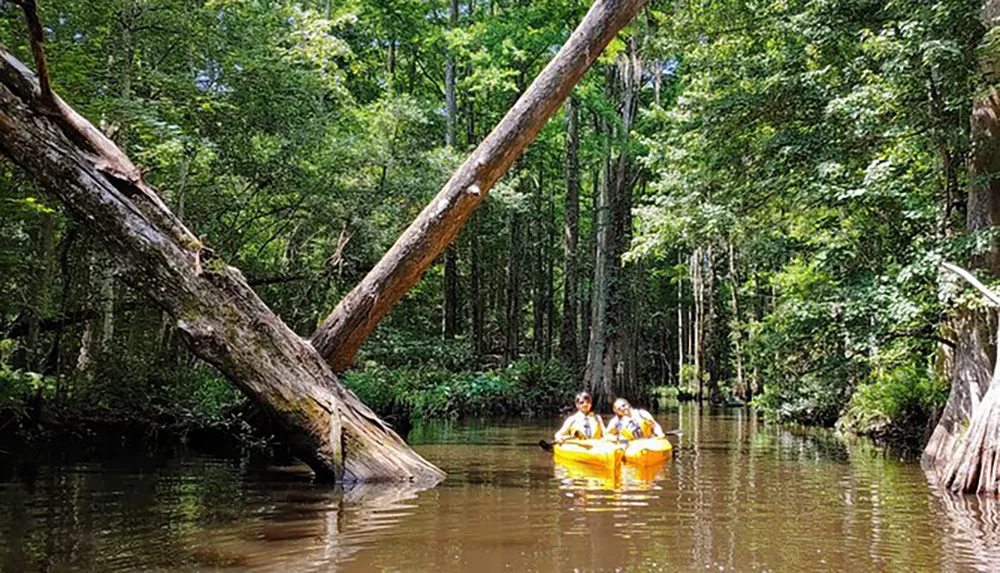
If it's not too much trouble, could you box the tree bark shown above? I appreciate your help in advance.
[0,51,443,484]
[934,263,1000,493]
[585,120,613,404]
[546,165,556,361]
[470,212,484,358]
[924,0,1000,485]
[443,246,459,339]
[584,43,640,405]
[310,0,649,372]
[704,244,719,400]
[561,95,581,370]
[442,0,460,340]
[504,206,524,364]
[727,242,745,401]
[532,160,545,356]
[677,251,684,387]
[692,248,703,401]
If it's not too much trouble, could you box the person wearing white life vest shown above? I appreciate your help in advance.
[554,392,604,442]
[604,398,664,441]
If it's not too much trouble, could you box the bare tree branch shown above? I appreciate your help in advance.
[941,261,1000,308]
[11,0,54,107]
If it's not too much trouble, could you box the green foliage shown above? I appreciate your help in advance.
[650,385,680,410]
[0,365,56,422]
[359,330,474,371]
[630,0,982,430]
[343,359,576,421]
[0,0,992,452]
[837,359,949,442]
[69,353,242,426]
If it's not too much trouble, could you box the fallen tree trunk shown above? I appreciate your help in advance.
[0,0,645,482]
[310,0,649,372]
[0,52,443,484]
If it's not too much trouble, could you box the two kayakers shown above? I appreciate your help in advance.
[554,392,605,442]
[556,395,663,443]
[604,398,665,441]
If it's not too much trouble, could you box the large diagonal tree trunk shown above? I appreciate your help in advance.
[0,52,442,484]
[0,0,646,481]
[311,0,649,372]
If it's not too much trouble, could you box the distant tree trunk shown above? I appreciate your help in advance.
[728,242,746,401]
[750,269,764,396]
[442,0,460,340]
[581,163,600,370]
[677,251,684,387]
[585,44,640,404]
[470,213,484,358]
[48,225,79,382]
[26,210,55,371]
[613,44,641,400]
[445,0,458,149]
[532,160,545,356]
[560,95,581,370]
[504,206,523,364]
[585,148,612,404]
[692,248,703,402]
[443,248,459,339]
[387,36,397,79]
[545,173,556,361]
[703,244,719,400]
[76,247,115,378]
[311,0,650,372]
[653,59,662,106]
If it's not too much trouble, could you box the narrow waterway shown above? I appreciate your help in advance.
[2,404,1000,571]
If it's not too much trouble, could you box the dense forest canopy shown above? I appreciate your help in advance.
[2,0,1000,488]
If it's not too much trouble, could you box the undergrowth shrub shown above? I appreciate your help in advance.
[343,358,576,420]
[836,359,948,447]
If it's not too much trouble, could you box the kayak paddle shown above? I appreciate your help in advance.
[538,439,595,451]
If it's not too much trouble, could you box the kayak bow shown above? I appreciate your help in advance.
[623,437,673,466]
[552,439,624,471]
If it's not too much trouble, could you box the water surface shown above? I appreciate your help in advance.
[3,404,1000,571]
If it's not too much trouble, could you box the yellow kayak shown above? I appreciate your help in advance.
[552,439,624,471]
[623,437,673,466]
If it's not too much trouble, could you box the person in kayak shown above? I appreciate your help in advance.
[554,392,604,442]
[604,398,664,441]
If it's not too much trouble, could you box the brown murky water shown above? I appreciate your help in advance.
[3,404,1000,572]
